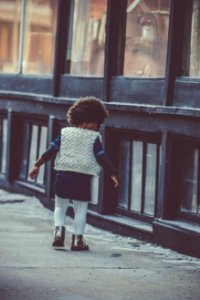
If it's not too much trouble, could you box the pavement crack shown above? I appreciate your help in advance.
[0,267,136,270]
[0,200,25,205]
[0,266,174,270]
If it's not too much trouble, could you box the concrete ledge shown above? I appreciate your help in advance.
[86,209,154,243]
[87,212,200,258]
[153,219,200,258]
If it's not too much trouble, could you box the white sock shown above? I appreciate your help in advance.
[54,196,69,227]
[73,200,88,235]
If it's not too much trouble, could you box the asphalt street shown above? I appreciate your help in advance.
[0,189,199,300]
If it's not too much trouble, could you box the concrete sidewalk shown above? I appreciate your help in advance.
[0,189,199,300]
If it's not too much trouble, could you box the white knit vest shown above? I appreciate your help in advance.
[54,127,101,175]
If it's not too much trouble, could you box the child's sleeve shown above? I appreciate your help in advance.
[41,134,61,162]
[93,137,118,176]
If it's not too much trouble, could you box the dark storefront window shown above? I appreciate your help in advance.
[67,0,107,76]
[189,0,200,77]
[19,123,47,187]
[0,0,57,75]
[171,139,200,220]
[91,176,99,205]
[118,138,160,219]
[179,146,200,215]
[118,140,130,210]
[124,0,170,77]
[0,118,8,174]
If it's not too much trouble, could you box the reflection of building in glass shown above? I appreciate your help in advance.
[0,0,21,72]
[124,0,170,77]
[190,0,200,77]
[0,0,57,74]
[69,0,107,76]
[0,118,7,173]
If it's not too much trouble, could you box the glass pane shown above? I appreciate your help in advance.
[91,175,99,205]
[19,124,31,180]
[144,143,157,215]
[36,126,47,185]
[118,140,130,209]
[130,141,143,212]
[1,119,8,173]
[23,0,57,75]
[189,0,200,77]
[180,148,198,214]
[27,125,38,182]
[0,120,1,170]
[0,0,21,73]
[68,0,107,76]
[124,0,170,77]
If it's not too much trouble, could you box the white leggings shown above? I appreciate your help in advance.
[54,195,88,235]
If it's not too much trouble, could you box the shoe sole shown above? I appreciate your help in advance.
[71,247,89,251]
[52,241,64,247]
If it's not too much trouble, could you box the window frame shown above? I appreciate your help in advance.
[104,0,170,104]
[18,120,48,189]
[167,0,200,108]
[0,114,8,174]
[170,134,200,223]
[103,127,161,223]
[5,112,49,194]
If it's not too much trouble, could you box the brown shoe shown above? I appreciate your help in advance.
[71,234,89,251]
[52,226,65,247]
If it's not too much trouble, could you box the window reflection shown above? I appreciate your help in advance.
[118,140,130,209]
[19,123,47,187]
[117,138,160,217]
[23,0,57,75]
[0,0,21,73]
[0,0,57,75]
[124,0,170,77]
[36,126,47,185]
[131,141,143,212]
[0,118,8,173]
[180,147,199,214]
[68,0,107,76]
[144,143,157,215]
[189,0,200,77]
[91,176,99,205]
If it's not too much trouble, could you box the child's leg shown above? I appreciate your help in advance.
[71,200,89,251]
[52,196,69,247]
[73,200,88,235]
[54,195,69,226]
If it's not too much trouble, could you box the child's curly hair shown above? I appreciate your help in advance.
[67,96,108,126]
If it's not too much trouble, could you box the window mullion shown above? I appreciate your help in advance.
[53,0,71,96]
[26,124,32,180]
[103,0,127,101]
[154,144,160,217]
[18,0,27,74]
[141,142,147,214]
[197,149,200,214]
[128,140,133,211]
[0,119,2,171]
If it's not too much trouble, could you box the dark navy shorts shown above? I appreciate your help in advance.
[54,171,92,202]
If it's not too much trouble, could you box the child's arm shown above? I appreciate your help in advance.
[29,157,45,179]
[93,137,119,188]
[29,134,61,180]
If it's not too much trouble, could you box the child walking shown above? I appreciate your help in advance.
[29,96,118,251]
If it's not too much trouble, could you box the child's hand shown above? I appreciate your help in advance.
[29,166,40,180]
[111,175,119,188]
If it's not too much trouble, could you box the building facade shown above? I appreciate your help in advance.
[0,0,200,257]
